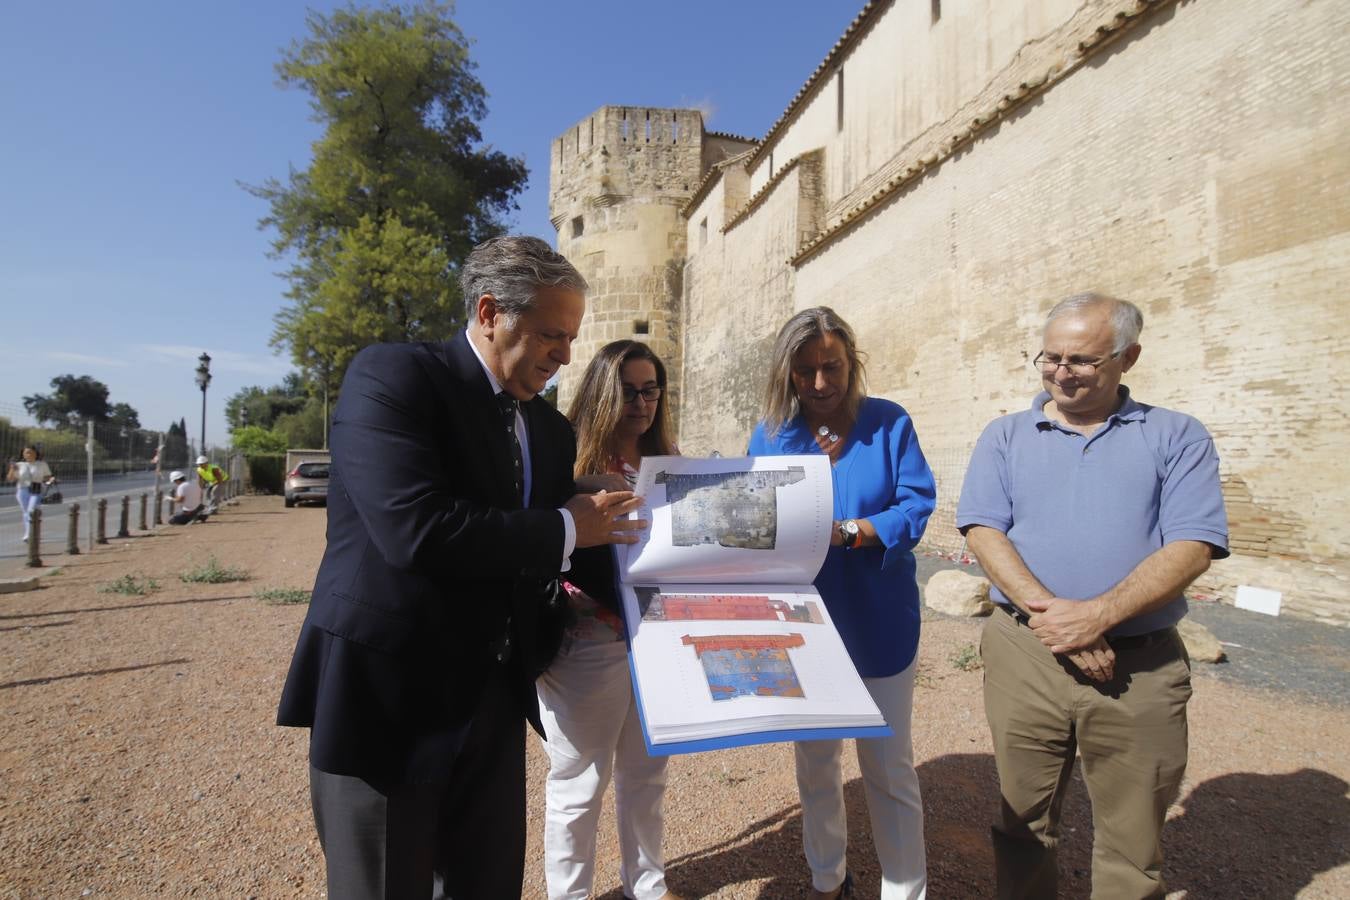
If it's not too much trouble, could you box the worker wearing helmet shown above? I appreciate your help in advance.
[195,455,229,513]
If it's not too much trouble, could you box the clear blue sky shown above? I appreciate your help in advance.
[0,1,862,446]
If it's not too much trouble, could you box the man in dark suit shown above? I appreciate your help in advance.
[277,235,645,899]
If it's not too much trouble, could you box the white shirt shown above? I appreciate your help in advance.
[174,480,203,510]
[465,333,577,568]
[12,460,52,486]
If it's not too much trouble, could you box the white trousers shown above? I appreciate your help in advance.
[795,660,926,899]
[537,639,670,900]
[16,486,41,539]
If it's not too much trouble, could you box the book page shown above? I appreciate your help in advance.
[621,583,884,744]
[620,455,832,585]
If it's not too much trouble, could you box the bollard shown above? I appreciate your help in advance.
[153,489,163,525]
[26,508,43,567]
[118,495,130,538]
[67,503,82,555]
[96,498,109,544]
[138,493,148,530]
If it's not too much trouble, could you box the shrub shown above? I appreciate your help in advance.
[245,454,286,495]
[254,587,311,605]
[180,556,250,584]
[99,574,160,596]
[950,643,983,672]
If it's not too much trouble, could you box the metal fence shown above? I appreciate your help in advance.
[918,443,976,562]
[0,403,244,574]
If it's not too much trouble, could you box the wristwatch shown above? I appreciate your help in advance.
[837,519,861,549]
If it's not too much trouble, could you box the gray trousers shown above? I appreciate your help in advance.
[309,670,527,900]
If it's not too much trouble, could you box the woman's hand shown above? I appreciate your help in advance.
[829,519,843,546]
[575,473,628,494]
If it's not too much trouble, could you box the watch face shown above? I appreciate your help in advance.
[844,521,859,535]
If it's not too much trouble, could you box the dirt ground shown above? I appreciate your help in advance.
[1,496,1346,898]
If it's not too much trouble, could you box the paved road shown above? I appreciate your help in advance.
[0,471,164,561]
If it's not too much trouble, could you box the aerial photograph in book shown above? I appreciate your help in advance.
[681,633,807,701]
[618,457,890,754]
[636,587,824,624]
[623,455,833,584]
[654,467,806,549]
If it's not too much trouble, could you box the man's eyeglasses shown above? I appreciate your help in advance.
[621,385,662,404]
[1031,351,1121,377]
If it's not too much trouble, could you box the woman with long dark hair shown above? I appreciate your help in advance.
[537,339,682,900]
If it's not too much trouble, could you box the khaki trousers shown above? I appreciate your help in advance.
[981,607,1191,900]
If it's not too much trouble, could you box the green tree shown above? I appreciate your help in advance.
[225,378,308,432]
[163,418,189,469]
[109,403,141,431]
[273,397,327,449]
[230,425,291,456]
[23,374,123,427]
[249,1,527,390]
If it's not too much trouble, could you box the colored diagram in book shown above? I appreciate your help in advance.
[653,467,805,550]
[636,588,824,624]
[681,633,807,701]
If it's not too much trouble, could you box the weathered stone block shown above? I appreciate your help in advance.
[924,569,994,618]
[1177,618,1226,664]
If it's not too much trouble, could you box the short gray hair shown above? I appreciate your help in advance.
[460,235,588,323]
[1044,292,1144,353]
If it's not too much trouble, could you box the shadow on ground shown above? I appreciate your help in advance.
[1164,768,1350,898]
[600,755,1349,898]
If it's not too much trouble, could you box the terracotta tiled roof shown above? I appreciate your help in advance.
[704,129,758,145]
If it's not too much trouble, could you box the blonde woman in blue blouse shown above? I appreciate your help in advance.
[748,308,936,900]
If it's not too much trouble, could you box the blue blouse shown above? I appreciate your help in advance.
[748,397,937,677]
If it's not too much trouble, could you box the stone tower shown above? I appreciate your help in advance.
[549,106,748,417]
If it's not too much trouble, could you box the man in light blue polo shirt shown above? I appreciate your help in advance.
[957,292,1228,900]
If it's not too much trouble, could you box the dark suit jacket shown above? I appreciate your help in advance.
[277,332,577,784]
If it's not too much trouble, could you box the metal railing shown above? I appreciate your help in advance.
[0,402,244,573]
[919,444,976,561]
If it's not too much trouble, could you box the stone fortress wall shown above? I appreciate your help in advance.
[549,106,753,419]
[549,0,1350,624]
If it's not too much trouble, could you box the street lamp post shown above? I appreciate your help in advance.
[195,352,212,461]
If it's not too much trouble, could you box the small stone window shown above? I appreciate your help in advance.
[633,319,650,335]
[836,67,844,132]
[931,0,941,24]
[699,218,708,248]
[571,216,584,238]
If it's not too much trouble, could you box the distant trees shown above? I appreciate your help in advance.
[224,373,308,432]
[163,418,190,469]
[22,375,139,429]
[248,1,527,394]
[225,375,325,451]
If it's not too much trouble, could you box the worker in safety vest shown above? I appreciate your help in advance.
[196,455,229,513]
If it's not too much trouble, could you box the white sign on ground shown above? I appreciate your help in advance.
[1234,584,1283,617]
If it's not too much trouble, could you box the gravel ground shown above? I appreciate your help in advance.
[1,496,1346,898]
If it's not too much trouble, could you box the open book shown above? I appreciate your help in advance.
[618,454,892,755]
